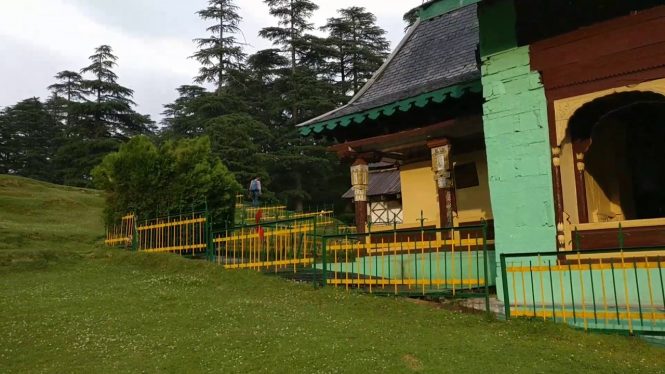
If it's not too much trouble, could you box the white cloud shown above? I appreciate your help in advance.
[0,0,423,121]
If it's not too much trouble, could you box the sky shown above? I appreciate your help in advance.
[0,0,424,123]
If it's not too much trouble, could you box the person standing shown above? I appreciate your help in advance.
[249,177,262,207]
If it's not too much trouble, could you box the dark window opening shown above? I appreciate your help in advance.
[454,162,479,189]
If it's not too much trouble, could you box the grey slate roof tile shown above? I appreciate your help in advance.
[301,4,480,126]
[342,169,402,199]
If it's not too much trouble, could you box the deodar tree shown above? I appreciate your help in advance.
[191,0,246,92]
[51,45,154,187]
[0,98,61,181]
[323,7,390,96]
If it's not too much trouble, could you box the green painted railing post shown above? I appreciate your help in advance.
[482,220,490,314]
[618,223,624,250]
[207,216,214,263]
[312,217,319,289]
[500,253,510,319]
[633,262,644,327]
[574,227,581,251]
[204,200,212,262]
[321,236,327,288]
[131,214,139,252]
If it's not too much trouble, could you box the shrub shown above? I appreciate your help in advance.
[92,136,240,224]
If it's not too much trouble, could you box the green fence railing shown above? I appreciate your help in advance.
[319,222,495,312]
[500,247,665,336]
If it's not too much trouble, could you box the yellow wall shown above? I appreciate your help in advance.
[391,152,494,231]
[559,138,578,226]
[399,161,440,228]
[453,151,493,224]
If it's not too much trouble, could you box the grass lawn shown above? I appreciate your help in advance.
[0,175,104,257]
[1,174,664,373]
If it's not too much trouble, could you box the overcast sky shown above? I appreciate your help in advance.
[0,0,424,122]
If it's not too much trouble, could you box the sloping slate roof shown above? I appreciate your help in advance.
[342,169,401,199]
[299,4,480,135]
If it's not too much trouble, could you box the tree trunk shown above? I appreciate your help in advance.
[294,172,304,212]
[218,1,224,93]
[352,19,359,94]
[290,0,298,124]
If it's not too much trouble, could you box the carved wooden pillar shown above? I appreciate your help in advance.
[429,139,454,228]
[573,140,590,224]
[552,146,566,251]
[350,158,369,233]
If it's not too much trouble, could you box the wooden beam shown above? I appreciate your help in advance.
[328,116,482,156]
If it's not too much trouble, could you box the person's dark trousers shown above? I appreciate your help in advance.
[251,191,260,207]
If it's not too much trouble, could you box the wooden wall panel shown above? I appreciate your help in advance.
[531,5,665,99]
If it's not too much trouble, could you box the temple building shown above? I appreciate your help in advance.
[299,1,491,236]
[298,0,665,282]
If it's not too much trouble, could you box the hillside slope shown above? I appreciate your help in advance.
[1,176,664,373]
[0,175,104,256]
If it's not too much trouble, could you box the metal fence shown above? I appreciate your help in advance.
[500,248,665,336]
[211,216,322,273]
[135,212,209,254]
[319,223,495,311]
[105,208,495,309]
[105,214,135,247]
[105,212,209,255]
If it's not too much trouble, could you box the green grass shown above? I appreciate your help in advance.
[0,175,104,258]
[1,174,664,373]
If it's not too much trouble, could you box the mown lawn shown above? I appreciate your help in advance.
[1,175,663,373]
[0,175,104,257]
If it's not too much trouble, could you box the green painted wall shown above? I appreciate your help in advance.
[478,0,517,56]
[318,251,497,289]
[481,46,557,299]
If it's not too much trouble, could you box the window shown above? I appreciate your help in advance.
[368,200,403,226]
[454,162,479,189]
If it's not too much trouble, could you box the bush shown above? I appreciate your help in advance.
[92,136,240,224]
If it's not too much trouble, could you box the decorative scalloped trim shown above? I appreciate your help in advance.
[299,80,482,136]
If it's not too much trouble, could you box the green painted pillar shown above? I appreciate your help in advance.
[479,0,557,301]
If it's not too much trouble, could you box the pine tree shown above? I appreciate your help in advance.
[236,49,290,125]
[259,0,319,124]
[161,85,208,138]
[48,71,84,103]
[323,7,390,95]
[78,45,154,138]
[0,98,61,181]
[47,45,154,187]
[47,70,85,134]
[191,0,246,92]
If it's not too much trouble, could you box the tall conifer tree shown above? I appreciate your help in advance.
[47,70,84,133]
[260,0,319,124]
[78,45,153,139]
[323,7,390,95]
[192,0,245,92]
[0,98,60,181]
